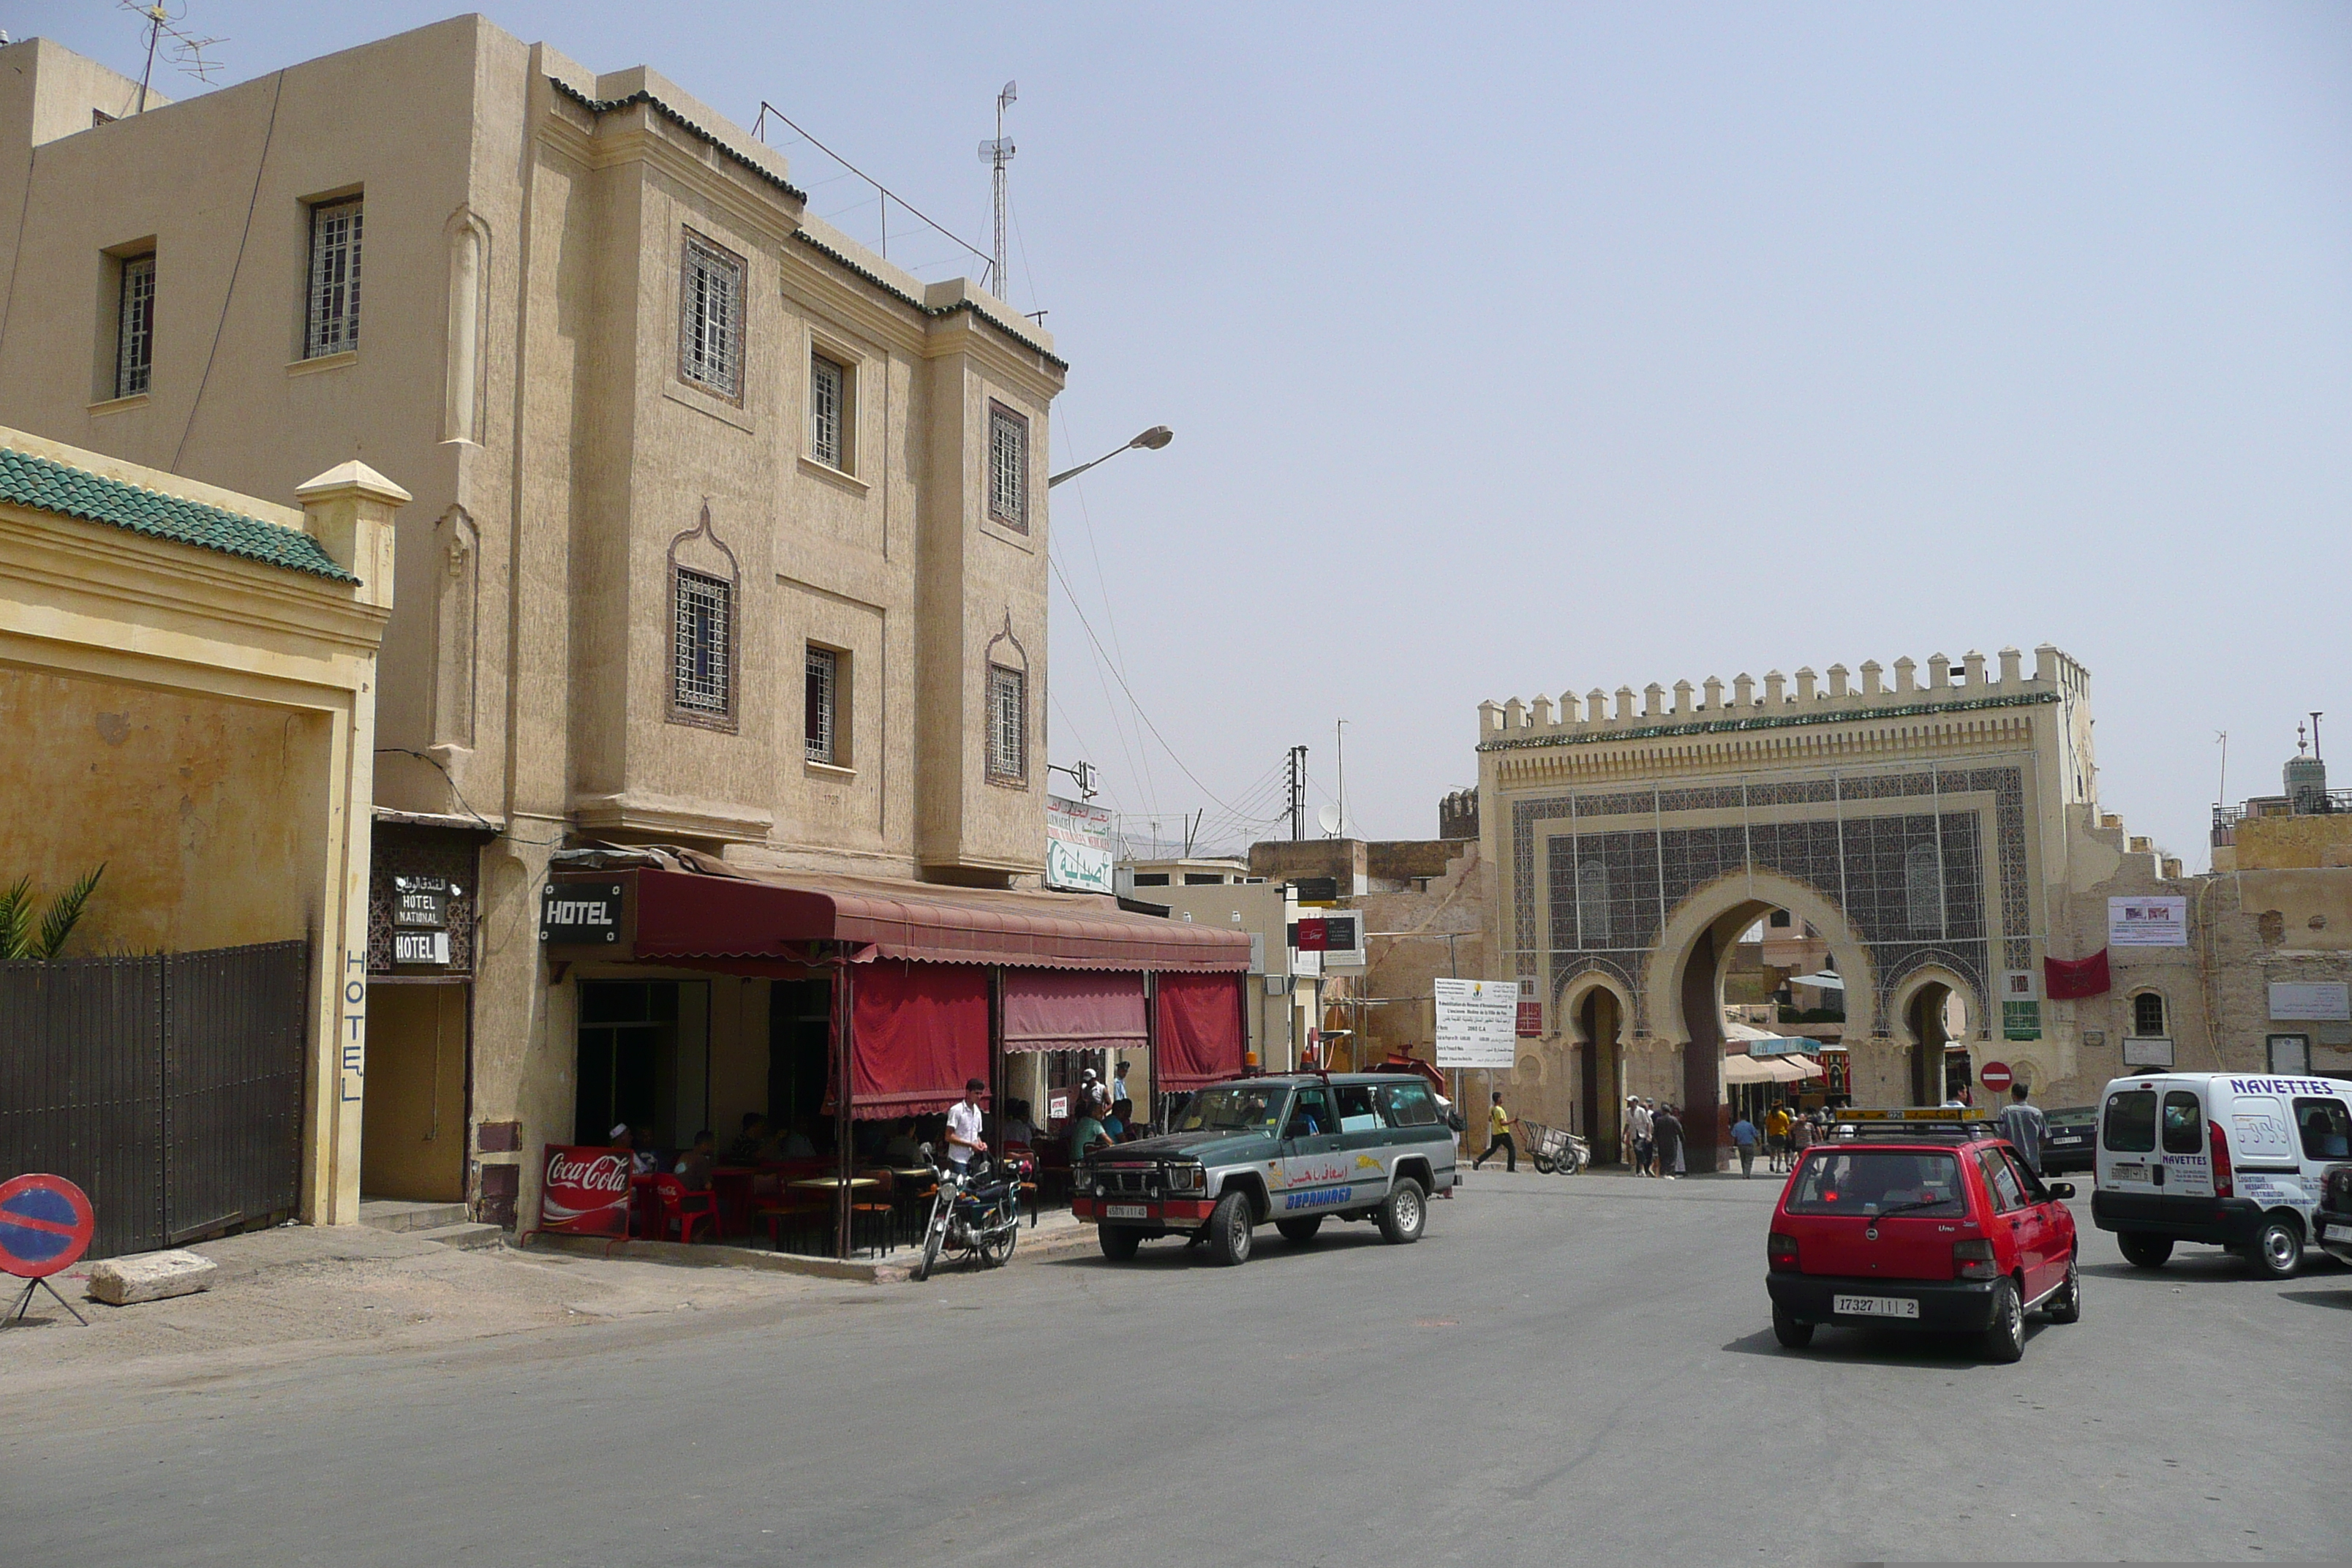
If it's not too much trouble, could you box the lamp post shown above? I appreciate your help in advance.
[1049,426,1172,488]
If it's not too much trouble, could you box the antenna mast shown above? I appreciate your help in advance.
[976,80,1017,297]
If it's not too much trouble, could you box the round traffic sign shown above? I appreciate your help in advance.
[1980,1060,2014,1093]
[0,1173,94,1278]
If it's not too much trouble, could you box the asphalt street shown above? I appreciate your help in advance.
[5,1169,2344,1566]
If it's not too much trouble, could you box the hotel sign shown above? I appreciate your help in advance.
[540,881,625,945]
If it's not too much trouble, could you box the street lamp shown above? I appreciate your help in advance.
[1048,426,1172,488]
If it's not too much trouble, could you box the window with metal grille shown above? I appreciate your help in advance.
[987,663,1026,781]
[805,645,839,764]
[671,569,732,717]
[988,402,1028,530]
[679,234,743,399]
[810,354,845,469]
[2132,992,2166,1037]
[304,200,362,358]
[116,255,154,397]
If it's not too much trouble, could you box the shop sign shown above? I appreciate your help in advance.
[1045,795,1115,894]
[2108,896,2188,947]
[1433,978,1517,1069]
[393,930,451,965]
[537,1145,632,1237]
[540,881,625,945]
[393,875,451,930]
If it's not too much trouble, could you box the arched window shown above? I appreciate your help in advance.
[2132,992,2166,1038]
[1576,860,1610,948]
[1904,842,1940,934]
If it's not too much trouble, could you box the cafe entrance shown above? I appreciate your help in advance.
[573,979,711,1151]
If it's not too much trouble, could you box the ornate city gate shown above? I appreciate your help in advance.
[1475,647,2095,1169]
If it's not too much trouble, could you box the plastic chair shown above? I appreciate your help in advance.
[652,1175,721,1245]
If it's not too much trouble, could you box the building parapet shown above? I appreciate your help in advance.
[1477,644,2082,751]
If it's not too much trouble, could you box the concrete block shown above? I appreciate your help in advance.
[85,1249,218,1305]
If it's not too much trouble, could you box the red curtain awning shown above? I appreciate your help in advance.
[1003,970,1147,1053]
[1156,972,1245,1093]
[594,863,1249,973]
[851,961,990,1119]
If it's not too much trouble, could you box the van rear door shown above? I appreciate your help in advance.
[2100,1084,2160,1194]
[2159,1085,2213,1197]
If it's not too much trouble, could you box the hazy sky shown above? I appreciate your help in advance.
[20,2,2348,867]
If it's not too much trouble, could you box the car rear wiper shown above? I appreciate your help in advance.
[1869,1196,1959,1221]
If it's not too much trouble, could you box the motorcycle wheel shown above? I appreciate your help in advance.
[980,1219,1017,1269]
[914,1214,945,1281]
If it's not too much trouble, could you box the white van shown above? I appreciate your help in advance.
[2092,1072,2352,1278]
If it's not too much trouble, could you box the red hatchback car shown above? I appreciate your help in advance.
[1765,1117,2081,1362]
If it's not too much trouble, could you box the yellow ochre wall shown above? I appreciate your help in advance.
[0,668,330,954]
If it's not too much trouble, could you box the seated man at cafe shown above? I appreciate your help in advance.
[998,1099,1037,1150]
[725,1112,768,1164]
[883,1117,923,1167]
[769,1117,817,1161]
[674,1129,717,1191]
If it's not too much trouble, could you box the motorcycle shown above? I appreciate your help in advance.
[911,1142,1028,1281]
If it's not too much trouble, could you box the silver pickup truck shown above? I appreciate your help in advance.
[1071,1072,1458,1265]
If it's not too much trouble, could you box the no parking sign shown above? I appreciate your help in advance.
[0,1172,94,1326]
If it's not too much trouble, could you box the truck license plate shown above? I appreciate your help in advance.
[1833,1294,1919,1319]
[1105,1204,1147,1220]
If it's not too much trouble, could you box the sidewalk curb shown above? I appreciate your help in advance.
[519,1218,1102,1284]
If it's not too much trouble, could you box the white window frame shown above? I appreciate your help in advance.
[987,402,1028,532]
[304,199,363,358]
[679,231,745,401]
[986,663,1027,783]
[805,644,841,765]
[116,253,155,397]
[809,353,846,470]
[671,568,734,722]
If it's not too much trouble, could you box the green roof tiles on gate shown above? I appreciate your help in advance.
[0,447,356,583]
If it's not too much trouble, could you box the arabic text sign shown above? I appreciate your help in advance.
[1045,795,1115,893]
[1433,978,1518,1069]
[2108,896,2187,947]
[2269,981,2351,1022]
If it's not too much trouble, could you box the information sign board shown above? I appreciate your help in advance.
[2108,897,2188,947]
[1433,979,1518,1070]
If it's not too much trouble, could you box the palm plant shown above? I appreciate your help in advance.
[0,864,105,960]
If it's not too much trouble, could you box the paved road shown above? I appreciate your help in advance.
[6,1170,2343,1565]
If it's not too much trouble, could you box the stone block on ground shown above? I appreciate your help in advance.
[85,1249,218,1306]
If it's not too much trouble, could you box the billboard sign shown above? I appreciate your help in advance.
[537,1145,634,1238]
[1045,795,1115,894]
[1433,978,1518,1069]
[2108,897,2188,947]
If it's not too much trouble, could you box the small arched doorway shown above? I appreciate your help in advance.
[1902,981,1972,1105]
[1575,986,1626,1164]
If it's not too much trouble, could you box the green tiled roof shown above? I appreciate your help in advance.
[0,447,355,583]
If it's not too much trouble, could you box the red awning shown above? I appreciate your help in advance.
[576,856,1249,973]
[1003,970,1147,1053]
[852,961,990,1119]
[1156,972,1246,1093]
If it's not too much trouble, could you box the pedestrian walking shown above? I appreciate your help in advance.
[1730,1113,1760,1177]
[1996,1081,2046,1175]
[1652,1103,1684,1180]
[1474,1093,1518,1172]
[1625,1096,1654,1175]
[1765,1101,1793,1173]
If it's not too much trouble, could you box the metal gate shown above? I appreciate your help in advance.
[0,941,307,1259]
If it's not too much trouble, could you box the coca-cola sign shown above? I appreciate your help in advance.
[538,1144,633,1237]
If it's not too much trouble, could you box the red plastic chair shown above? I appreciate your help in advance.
[652,1175,721,1245]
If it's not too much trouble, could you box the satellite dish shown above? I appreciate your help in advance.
[1317,804,1343,836]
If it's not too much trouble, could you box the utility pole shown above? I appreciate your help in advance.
[1287,746,1309,842]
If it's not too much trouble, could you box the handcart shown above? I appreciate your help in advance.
[1522,1119,1591,1175]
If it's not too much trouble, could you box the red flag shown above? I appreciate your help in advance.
[2045,949,2111,1000]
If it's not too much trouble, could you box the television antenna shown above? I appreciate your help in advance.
[119,1,225,113]
[976,80,1017,297]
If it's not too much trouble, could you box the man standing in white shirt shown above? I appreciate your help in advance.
[946,1077,988,1172]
